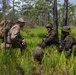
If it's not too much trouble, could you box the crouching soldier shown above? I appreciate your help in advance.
[59,26,76,56]
[38,23,59,48]
[42,24,53,46]
[33,24,58,63]
[0,20,13,48]
[1,18,27,53]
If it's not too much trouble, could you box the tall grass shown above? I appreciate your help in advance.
[0,26,76,75]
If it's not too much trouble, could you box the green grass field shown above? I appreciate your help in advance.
[0,26,76,75]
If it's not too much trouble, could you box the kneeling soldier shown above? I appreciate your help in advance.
[59,26,76,56]
[33,23,58,63]
[1,18,27,53]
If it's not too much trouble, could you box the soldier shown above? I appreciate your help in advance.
[1,18,27,53]
[59,26,76,56]
[45,24,53,37]
[0,20,12,39]
[33,23,59,63]
[0,20,13,49]
[38,23,59,48]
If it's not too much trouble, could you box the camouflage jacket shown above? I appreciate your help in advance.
[64,35,75,50]
[59,35,75,51]
[7,24,23,43]
[44,30,58,43]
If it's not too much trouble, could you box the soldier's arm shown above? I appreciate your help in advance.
[44,31,56,43]
[10,25,23,42]
[64,36,75,49]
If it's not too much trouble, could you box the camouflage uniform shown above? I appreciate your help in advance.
[38,24,58,48]
[59,26,75,56]
[0,20,12,39]
[1,18,27,52]
[0,20,13,48]
[33,24,58,63]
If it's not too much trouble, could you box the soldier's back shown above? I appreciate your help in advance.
[64,35,75,45]
[63,35,75,53]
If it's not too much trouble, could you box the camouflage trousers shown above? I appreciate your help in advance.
[0,42,27,51]
[11,41,27,53]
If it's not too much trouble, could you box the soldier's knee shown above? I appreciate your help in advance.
[65,49,72,56]
[33,46,44,61]
[0,42,12,48]
[38,42,46,48]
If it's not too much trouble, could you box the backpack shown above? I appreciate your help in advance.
[0,20,12,38]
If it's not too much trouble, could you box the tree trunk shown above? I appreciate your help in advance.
[61,0,68,40]
[2,0,6,48]
[12,0,15,22]
[53,0,58,35]
[62,0,68,26]
[2,0,6,15]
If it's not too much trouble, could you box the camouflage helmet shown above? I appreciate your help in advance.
[46,24,52,29]
[33,46,44,58]
[18,18,25,23]
[62,26,71,32]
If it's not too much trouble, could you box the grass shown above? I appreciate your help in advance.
[0,26,76,75]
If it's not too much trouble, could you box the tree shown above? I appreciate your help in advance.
[2,0,6,48]
[61,0,68,40]
[6,0,21,21]
[62,0,68,26]
[68,4,76,26]
[53,0,58,35]
[12,0,15,22]
[2,0,6,19]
